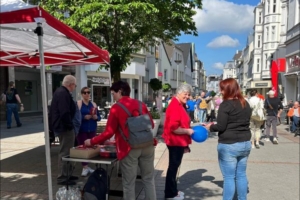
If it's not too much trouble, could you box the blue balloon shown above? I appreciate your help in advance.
[191,125,208,143]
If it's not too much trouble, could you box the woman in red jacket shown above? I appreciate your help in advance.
[163,83,194,200]
[84,81,156,200]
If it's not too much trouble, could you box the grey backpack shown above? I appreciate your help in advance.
[117,101,153,149]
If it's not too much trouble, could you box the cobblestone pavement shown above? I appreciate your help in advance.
[0,116,299,200]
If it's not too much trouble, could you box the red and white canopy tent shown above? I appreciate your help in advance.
[0,0,110,198]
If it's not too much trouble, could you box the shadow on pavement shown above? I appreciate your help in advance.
[177,169,220,199]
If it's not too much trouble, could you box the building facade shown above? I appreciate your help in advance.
[284,0,300,101]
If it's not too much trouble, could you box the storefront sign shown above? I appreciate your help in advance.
[287,55,300,73]
[255,83,268,87]
[89,77,110,85]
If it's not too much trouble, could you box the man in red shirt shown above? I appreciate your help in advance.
[84,81,156,200]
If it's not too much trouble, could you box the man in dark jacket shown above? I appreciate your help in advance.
[264,90,283,144]
[49,75,77,185]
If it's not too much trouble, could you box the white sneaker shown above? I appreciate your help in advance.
[81,167,89,177]
[264,138,270,142]
[273,138,278,144]
[166,194,184,200]
[178,191,185,196]
[88,167,95,173]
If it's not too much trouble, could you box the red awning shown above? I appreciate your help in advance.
[0,0,110,67]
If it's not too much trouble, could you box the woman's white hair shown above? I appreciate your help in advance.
[62,75,76,86]
[176,83,193,94]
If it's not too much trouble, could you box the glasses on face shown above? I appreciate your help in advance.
[82,91,90,95]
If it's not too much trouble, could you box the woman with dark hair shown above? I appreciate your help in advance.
[205,78,252,200]
[84,81,156,200]
[77,86,100,176]
[3,81,23,129]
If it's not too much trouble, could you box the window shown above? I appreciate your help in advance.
[164,69,167,81]
[273,0,276,13]
[258,35,261,47]
[265,54,268,69]
[257,59,260,72]
[259,12,262,23]
[271,26,275,41]
[145,70,149,82]
[267,0,270,14]
[266,27,269,42]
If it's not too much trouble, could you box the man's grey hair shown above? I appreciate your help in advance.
[176,83,193,94]
[62,75,76,86]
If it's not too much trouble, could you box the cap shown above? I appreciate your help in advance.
[267,90,275,95]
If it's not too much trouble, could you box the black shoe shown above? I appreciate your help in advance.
[7,126,11,129]
[68,176,79,181]
[57,180,76,186]
[17,123,22,127]
[58,175,79,181]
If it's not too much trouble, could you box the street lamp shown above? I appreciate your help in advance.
[174,60,182,87]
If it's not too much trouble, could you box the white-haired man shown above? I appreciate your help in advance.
[49,75,77,185]
[264,90,283,144]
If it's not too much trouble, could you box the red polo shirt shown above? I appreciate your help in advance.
[90,96,154,160]
[162,97,192,146]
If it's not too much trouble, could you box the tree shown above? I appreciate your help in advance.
[41,0,203,82]
[162,83,172,93]
[149,78,162,93]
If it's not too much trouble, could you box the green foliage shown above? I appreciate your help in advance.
[149,78,162,92]
[41,0,202,82]
[162,83,172,92]
[150,107,161,119]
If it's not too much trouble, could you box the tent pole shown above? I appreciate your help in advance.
[35,22,53,200]
[108,64,113,104]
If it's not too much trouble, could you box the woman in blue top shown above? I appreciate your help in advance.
[77,87,101,176]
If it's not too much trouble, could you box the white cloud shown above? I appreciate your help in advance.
[212,62,224,70]
[193,0,255,33]
[207,35,240,48]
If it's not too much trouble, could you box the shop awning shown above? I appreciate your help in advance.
[0,0,110,67]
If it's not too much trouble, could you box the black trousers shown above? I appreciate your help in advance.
[188,111,194,122]
[165,146,185,198]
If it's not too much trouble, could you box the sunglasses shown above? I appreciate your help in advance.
[82,91,90,95]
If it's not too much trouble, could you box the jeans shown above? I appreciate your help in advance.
[218,141,251,200]
[291,116,300,132]
[165,146,185,198]
[198,109,207,123]
[6,103,21,127]
[120,145,156,200]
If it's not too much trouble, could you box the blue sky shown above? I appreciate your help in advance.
[178,0,261,75]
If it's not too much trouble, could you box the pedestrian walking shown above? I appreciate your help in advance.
[84,81,156,200]
[205,78,252,200]
[264,90,283,144]
[186,95,196,123]
[49,75,78,185]
[2,81,23,129]
[249,89,265,149]
[287,101,300,135]
[163,83,195,200]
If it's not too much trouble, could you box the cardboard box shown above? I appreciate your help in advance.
[70,145,100,159]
